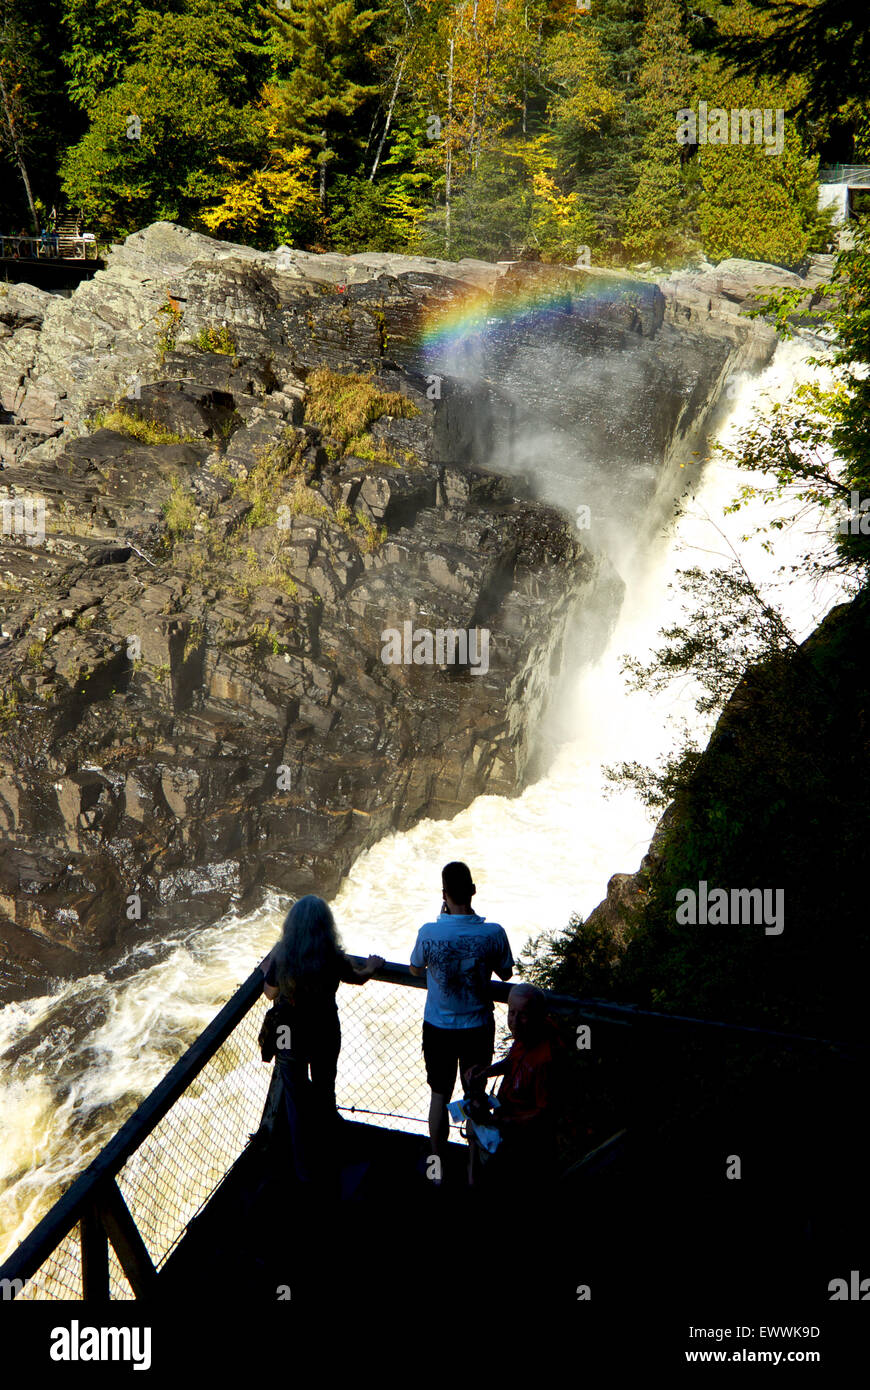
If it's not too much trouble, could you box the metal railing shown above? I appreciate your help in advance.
[818,165,870,186]
[0,961,513,1301]
[0,969,268,1300]
[0,234,100,261]
[0,958,862,1300]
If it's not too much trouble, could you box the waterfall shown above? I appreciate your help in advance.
[0,336,851,1263]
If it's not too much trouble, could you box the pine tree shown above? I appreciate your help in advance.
[558,0,646,256]
[622,0,700,265]
[269,0,385,207]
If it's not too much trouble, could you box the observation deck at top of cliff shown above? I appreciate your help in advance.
[818,165,870,186]
[0,226,104,289]
[0,955,864,1307]
[817,166,870,233]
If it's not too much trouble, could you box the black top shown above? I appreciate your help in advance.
[265,952,357,1013]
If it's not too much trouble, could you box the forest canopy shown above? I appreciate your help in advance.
[1,0,863,265]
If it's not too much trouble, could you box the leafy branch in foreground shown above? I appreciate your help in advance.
[738,227,870,577]
[602,559,796,811]
[604,728,702,814]
[717,379,865,583]
[621,562,797,717]
[516,914,623,999]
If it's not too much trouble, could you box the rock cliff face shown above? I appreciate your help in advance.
[0,226,816,1001]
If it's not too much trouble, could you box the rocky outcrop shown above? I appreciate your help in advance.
[0,226,825,1002]
[1,227,816,504]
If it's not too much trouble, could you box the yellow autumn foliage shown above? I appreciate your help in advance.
[202,143,324,244]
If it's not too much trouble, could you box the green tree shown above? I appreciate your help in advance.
[269,0,385,208]
[326,171,422,251]
[622,0,700,265]
[713,0,870,146]
[697,115,820,266]
[689,1,822,266]
[60,0,267,236]
[407,5,612,260]
[416,146,533,259]
[557,0,645,258]
[61,0,140,110]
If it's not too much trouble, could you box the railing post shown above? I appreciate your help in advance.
[80,1199,110,1302]
[97,1180,158,1299]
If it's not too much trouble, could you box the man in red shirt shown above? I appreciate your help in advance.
[464,983,564,1183]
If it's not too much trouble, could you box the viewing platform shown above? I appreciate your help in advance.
[817,166,870,242]
[817,165,870,186]
[0,958,865,1308]
[0,233,103,290]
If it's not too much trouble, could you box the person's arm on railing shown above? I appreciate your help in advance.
[257,948,383,999]
[340,953,385,984]
[259,949,279,1000]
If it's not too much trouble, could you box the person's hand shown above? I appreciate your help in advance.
[466,1094,491,1122]
[365,954,385,975]
[462,1063,488,1089]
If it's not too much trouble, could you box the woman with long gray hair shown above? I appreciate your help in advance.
[261,895,383,1185]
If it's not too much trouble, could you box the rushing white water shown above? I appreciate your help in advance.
[0,336,852,1264]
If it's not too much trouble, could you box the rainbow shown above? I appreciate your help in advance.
[417,271,639,356]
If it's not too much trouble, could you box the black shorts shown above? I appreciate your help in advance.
[422,1019,495,1098]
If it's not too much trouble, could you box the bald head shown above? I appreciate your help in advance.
[507,983,547,1041]
[508,983,545,1009]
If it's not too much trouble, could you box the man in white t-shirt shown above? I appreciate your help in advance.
[410,861,513,1172]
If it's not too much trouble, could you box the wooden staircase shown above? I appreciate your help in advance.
[55,214,82,258]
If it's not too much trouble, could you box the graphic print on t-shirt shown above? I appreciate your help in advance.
[411,914,513,1026]
[423,935,498,1010]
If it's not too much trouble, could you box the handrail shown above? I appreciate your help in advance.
[1,954,864,1294]
[0,967,263,1289]
[818,164,870,184]
[530,993,869,1052]
[353,957,867,1051]
[0,234,100,261]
